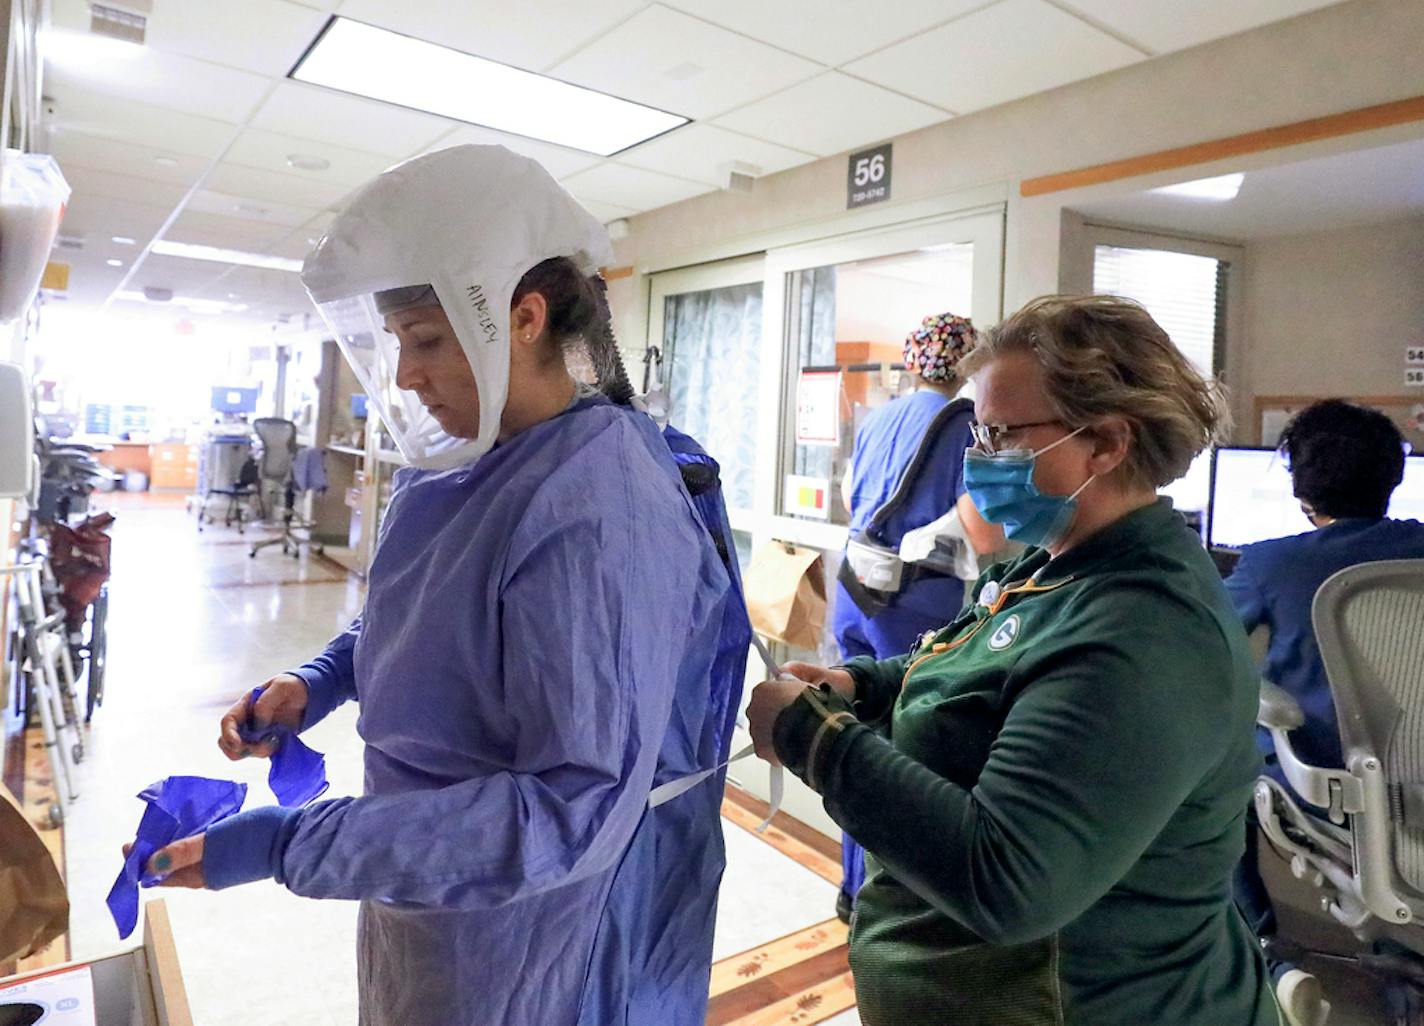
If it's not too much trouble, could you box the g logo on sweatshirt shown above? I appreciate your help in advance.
[988,614,1021,651]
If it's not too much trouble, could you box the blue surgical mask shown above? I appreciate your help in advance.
[963,427,1095,548]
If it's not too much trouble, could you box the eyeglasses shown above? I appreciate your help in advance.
[968,419,1064,456]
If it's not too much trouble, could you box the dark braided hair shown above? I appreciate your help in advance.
[511,257,633,405]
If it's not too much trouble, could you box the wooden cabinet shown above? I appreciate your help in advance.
[147,444,198,490]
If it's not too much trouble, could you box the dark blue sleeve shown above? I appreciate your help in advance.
[1224,548,1267,632]
[941,412,974,500]
[289,617,361,730]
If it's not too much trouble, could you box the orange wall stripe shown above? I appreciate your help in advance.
[1020,95,1424,198]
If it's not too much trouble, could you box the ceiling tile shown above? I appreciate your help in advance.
[561,163,714,213]
[844,0,1144,114]
[250,81,455,159]
[297,211,338,243]
[44,27,271,124]
[48,131,208,189]
[193,266,311,311]
[51,0,328,77]
[661,0,986,65]
[715,72,947,157]
[53,194,172,253]
[254,214,338,263]
[618,123,815,186]
[42,83,236,160]
[224,128,395,188]
[134,253,231,295]
[59,164,191,210]
[164,210,297,251]
[185,189,320,229]
[1055,0,1345,54]
[206,162,356,212]
[335,0,647,72]
[417,126,602,179]
[576,199,640,225]
[146,0,327,77]
[265,232,322,262]
[550,5,821,120]
[45,261,127,310]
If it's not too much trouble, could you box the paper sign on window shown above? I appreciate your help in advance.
[795,370,842,447]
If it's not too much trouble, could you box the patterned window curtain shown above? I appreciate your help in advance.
[665,283,763,513]
[791,266,838,501]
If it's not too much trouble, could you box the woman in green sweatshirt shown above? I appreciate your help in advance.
[748,295,1279,1026]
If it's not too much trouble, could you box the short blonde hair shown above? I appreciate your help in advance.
[960,295,1229,489]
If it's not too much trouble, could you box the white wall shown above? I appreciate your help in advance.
[1243,215,1424,444]
[610,0,1424,344]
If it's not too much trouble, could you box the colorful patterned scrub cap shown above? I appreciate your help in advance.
[903,312,978,383]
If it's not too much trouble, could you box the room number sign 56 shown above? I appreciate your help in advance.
[847,144,892,209]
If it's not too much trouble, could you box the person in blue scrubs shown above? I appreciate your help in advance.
[831,312,1002,920]
[1227,399,1424,1026]
[139,147,741,1026]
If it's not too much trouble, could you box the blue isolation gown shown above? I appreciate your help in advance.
[203,396,739,1026]
[832,389,975,661]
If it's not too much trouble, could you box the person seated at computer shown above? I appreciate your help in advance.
[1226,399,1424,1026]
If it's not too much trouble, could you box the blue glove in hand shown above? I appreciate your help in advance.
[106,776,247,938]
[237,685,329,808]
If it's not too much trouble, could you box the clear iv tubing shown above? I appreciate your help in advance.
[646,635,787,834]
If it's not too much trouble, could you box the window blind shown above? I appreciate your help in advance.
[1093,245,1224,376]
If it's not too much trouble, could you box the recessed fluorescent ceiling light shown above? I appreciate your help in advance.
[291,17,687,156]
[150,240,303,273]
[115,290,249,315]
[1152,173,1244,201]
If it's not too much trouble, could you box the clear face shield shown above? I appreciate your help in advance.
[300,145,614,471]
[314,274,517,471]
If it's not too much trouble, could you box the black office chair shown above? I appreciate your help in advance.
[199,442,261,533]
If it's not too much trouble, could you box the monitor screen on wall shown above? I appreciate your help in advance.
[210,386,259,414]
[1209,447,1424,549]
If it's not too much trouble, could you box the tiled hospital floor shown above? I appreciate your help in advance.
[54,494,860,1026]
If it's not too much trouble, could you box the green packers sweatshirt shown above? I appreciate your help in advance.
[773,500,1279,1026]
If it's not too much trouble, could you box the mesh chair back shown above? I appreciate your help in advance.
[1314,559,1424,895]
[254,418,297,482]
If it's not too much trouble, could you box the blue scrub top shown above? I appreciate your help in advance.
[835,389,975,661]
[845,389,973,545]
[1225,516,1424,782]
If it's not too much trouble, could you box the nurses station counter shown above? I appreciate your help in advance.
[0,901,192,1026]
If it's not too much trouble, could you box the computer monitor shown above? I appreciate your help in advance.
[1159,449,1212,515]
[1208,447,1424,549]
[210,386,259,415]
[1391,454,1424,524]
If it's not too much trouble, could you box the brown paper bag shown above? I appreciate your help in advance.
[744,541,826,651]
[0,785,68,965]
